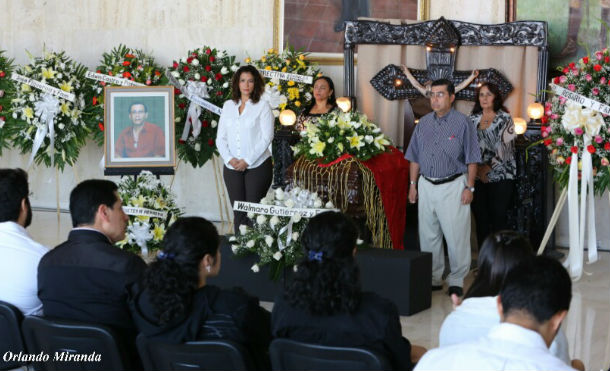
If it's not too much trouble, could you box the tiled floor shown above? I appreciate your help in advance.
[30,210,610,370]
[283,0,418,53]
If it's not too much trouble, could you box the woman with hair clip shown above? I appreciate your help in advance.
[216,65,274,234]
[470,83,516,249]
[128,217,271,370]
[295,76,337,131]
[439,230,583,371]
[272,211,426,371]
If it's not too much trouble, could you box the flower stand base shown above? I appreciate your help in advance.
[209,237,432,316]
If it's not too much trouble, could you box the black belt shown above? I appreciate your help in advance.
[423,173,461,185]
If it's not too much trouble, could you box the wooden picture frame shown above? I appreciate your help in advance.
[104,86,175,170]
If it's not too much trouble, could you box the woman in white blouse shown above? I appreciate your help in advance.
[216,65,274,233]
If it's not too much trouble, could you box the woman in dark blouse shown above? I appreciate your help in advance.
[470,82,516,249]
[271,211,426,370]
[295,76,338,131]
[129,217,271,370]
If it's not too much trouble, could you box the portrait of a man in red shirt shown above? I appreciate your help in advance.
[114,102,166,158]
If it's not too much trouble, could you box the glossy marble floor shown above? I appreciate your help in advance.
[30,210,610,370]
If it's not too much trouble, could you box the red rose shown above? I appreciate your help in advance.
[215,73,222,81]
[183,65,190,72]
[606,56,610,64]
[201,76,208,82]
[571,146,578,154]
[173,61,179,69]
[0,116,5,122]
[100,81,106,87]
[594,64,602,72]
[154,70,161,76]
[566,156,572,165]
[209,56,216,63]
[174,88,181,95]
[541,115,548,124]
[587,145,596,153]
[205,65,212,72]
[0,105,3,112]
[216,91,223,96]
[125,53,135,58]
[98,122,104,131]
[96,69,101,73]
[208,138,214,146]
[178,103,186,109]
[92,96,98,106]
[187,57,193,64]
[191,52,198,57]
[543,139,552,146]
[122,60,130,66]
[583,56,589,64]
[569,62,575,69]
[562,67,569,74]
[553,77,560,84]
[540,125,547,133]
[122,71,132,78]
[0,71,6,77]
[108,71,113,76]
[202,120,209,127]
[205,48,212,55]
[605,142,610,150]
[178,139,186,144]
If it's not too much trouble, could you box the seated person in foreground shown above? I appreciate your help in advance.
[272,211,426,371]
[439,230,582,369]
[0,168,48,315]
[415,256,578,371]
[129,217,272,370]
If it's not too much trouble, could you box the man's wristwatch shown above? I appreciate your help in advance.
[409,181,417,185]
[465,186,475,192]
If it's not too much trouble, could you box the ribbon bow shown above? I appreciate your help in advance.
[131,221,153,258]
[30,94,60,168]
[180,81,210,142]
[261,85,281,109]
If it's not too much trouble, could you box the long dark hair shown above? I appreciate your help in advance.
[303,76,337,115]
[471,82,507,115]
[144,217,219,325]
[464,230,533,299]
[284,211,361,315]
[231,65,265,104]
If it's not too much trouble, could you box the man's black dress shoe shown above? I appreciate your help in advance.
[432,285,443,291]
[448,286,463,297]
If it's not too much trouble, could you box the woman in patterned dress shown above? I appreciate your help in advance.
[295,76,337,131]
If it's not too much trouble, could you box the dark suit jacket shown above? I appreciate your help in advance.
[272,292,414,371]
[38,229,147,330]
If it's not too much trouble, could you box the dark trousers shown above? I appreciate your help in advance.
[471,179,514,248]
[224,157,273,234]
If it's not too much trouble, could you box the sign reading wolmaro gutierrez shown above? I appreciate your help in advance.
[3,350,102,364]
[233,201,333,218]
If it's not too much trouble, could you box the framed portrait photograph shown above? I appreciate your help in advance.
[104,86,175,171]
[275,0,428,64]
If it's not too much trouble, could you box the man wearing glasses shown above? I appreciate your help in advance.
[115,102,166,158]
[405,79,480,298]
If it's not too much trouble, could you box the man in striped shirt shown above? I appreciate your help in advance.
[405,78,481,297]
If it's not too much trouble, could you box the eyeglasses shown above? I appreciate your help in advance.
[426,91,447,98]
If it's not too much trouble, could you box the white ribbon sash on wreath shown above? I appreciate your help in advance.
[11,73,75,102]
[30,94,60,168]
[258,69,313,84]
[130,221,153,258]
[165,70,223,118]
[85,71,145,87]
[123,206,168,219]
[233,201,334,218]
[550,83,605,279]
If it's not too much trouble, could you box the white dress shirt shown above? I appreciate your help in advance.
[216,98,274,169]
[439,296,570,364]
[0,221,49,315]
[415,323,576,371]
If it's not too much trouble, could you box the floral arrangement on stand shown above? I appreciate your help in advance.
[88,45,167,146]
[117,171,182,259]
[543,48,610,194]
[229,187,336,280]
[7,49,93,171]
[168,46,239,167]
[250,47,320,122]
[0,50,16,154]
[293,110,392,163]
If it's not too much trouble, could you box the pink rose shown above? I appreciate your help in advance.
[601,77,607,84]
[602,158,610,166]
[559,96,567,104]
[556,137,564,146]
[545,102,552,109]
[595,135,603,143]
[585,74,592,81]
[593,87,600,95]
[545,109,552,116]
[559,75,567,83]
[596,51,603,60]
[542,131,549,138]
[568,84,576,91]
[574,127,584,136]
[551,113,559,119]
